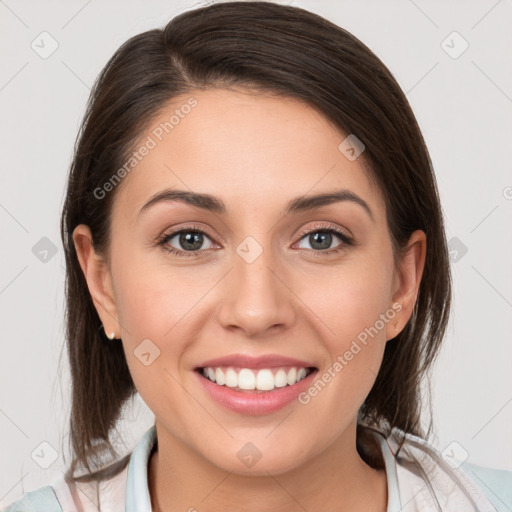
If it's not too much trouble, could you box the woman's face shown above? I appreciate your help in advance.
[75,87,424,475]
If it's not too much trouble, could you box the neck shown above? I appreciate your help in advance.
[148,421,388,512]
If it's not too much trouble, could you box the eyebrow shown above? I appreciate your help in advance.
[138,188,374,221]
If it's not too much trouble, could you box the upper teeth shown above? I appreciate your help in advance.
[202,367,310,391]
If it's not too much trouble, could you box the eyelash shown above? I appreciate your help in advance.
[155,222,353,258]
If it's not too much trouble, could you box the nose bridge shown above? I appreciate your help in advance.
[217,234,295,335]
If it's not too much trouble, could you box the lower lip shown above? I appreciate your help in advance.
[194,369,318,415]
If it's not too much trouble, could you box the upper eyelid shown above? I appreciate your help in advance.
[163,222,349,237]
[296,222,352,239]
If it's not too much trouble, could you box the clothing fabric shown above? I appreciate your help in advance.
[3,425,512,511]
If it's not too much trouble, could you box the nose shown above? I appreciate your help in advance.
[217,240,296,338]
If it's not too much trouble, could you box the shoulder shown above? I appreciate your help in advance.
[2,427,155,512]
[459,461,512,512]
[373,426,512,511]
[2,464,129,512]
[2,486,62,512]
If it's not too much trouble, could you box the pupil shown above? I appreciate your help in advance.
[311,231,332,250]
[180,232,203,251]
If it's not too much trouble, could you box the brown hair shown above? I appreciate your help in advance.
[60,1,451,481]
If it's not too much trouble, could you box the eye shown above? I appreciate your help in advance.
[295,222,353,255]
[156,225,216,258]
[156,222,353,258]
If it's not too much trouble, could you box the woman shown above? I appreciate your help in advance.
[4,2,511,511]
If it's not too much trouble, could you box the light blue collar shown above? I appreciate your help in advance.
[125,425,156,512]
[374,431,403,512]
[124,425,401,512]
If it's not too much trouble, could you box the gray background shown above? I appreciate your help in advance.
[1,0,511,506]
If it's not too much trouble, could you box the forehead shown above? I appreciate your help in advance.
[111,87,385,223]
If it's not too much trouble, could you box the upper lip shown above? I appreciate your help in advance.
[195,353,317,370]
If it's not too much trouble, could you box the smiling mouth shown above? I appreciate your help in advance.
[195,366,318,393]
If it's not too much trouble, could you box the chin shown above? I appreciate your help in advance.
[203,438,309,477]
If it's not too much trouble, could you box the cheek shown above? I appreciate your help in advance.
[111,252,223,405]
[301,252,394,347]
[295,251,394,402]
[113,253,211,342]
[331,272,392,346]
[114,269,194,421]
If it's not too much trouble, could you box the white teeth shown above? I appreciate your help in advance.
[201,366,312,390]
[256,369,275,391]
[274,369,288,388]
[238,368,256,390]
[286,367,297,385]
[215,367,225,385]
[225,368,238,388]
[297,368,307,381]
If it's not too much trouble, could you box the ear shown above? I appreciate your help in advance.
[72,224,120,338]
[386,229,426,340]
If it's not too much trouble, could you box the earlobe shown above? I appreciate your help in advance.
[387,230,426,340]
[72,224,120,337]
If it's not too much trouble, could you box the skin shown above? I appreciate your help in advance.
[74,88,426,512]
